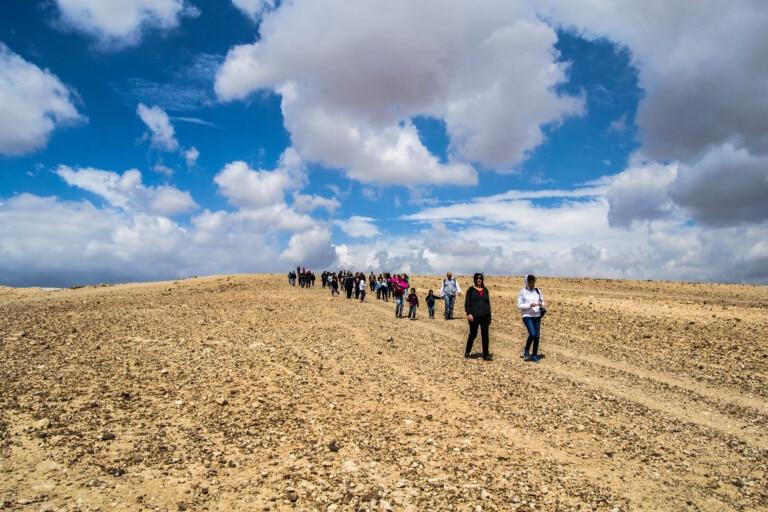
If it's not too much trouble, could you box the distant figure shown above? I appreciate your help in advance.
[345,274,354,299]
[407,288,419,319]
[518,274,546,362]
[331,274,340,296]
[392,275,406,317]
[464,273,492,361]
[359,278,367,302]
[426,289,437,319]
[380,275,389,302]
[440,272,461,320]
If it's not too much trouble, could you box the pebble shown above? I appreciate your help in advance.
[33,418,51,430]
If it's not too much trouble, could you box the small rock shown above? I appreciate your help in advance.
[33,418,51,430]
[98,432,116,441]
[106,467,126,477]
[215,398,228,406]
[342,460,359,473]
[286,491,298,503]
[328,440,341,452]
[160,368,169,376]
[177,502,187,511]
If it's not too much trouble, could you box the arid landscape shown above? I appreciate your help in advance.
[1,274,766,511]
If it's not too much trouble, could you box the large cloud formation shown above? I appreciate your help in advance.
[540,0,768,228]
[0,45,83,156]
[0,152,338,287]
[215,0,584,185]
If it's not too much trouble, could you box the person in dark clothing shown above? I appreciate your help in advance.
[407,288,419,319]
[464,272,492,361]
[345,274,354,299]
[426,289,438,319]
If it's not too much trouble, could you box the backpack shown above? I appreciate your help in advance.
[392,281,404,295]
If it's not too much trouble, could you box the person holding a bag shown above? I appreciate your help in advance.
[518,274,546,362]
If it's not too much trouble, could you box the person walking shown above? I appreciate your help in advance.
[359,278,367,302]
[464,273,492,361]
[392,275,406,317]
[345,274,354,299]
[426,289,437,319]
[331,274,340,296]
[518,274,546,362]
[440,272,461,320]
[407,288,419,320]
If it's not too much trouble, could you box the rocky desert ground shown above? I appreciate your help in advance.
[1,274,766,511]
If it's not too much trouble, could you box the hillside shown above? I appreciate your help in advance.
[1,275,766,511]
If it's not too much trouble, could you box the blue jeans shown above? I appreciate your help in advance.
[444,294,455,319]
[409,305,417,319]
[428,305,435,318]
[522,316,542,356]
[394,296,404,317]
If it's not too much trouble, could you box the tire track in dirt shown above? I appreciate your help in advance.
[334,281,767,511]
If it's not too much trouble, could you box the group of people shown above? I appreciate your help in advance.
[290,267,547,363]
[288,267,316,288]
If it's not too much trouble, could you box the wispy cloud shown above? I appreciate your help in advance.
[171,116,219,128]
[118,54,223,112]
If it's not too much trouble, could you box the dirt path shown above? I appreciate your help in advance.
[1,275,766,511]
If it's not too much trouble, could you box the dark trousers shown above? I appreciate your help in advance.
[523,316,542,356]
[465,316,490,356]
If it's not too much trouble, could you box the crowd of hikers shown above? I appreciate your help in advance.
[288,267,547,363]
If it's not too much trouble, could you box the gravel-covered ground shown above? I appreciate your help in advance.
[1,274,766,511]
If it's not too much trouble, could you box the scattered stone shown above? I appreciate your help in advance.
[328,440,341,452]
[98,432,116,441]
[342,460,359,473]
[33,418,51,430]
[106,467,126,477]
[215,398,228,406]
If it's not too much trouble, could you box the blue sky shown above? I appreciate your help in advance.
[1,0,766,286]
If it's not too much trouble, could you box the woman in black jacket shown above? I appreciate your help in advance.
[464,272,492,361]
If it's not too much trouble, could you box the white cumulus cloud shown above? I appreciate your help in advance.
[56,165,197,216]
[334,216,380,238]
[54,0,192,48]
[230,0,275,21]
[291,193,340,213]
[214,148,306,209]
[184,146,200,167]
[137,103,179,152]
[0,44,83,156]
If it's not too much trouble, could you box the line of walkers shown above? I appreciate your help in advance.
[290,268,547,363]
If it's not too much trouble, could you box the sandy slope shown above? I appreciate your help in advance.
[0,275,766,511]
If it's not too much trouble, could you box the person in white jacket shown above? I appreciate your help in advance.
[518,274,546,362]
